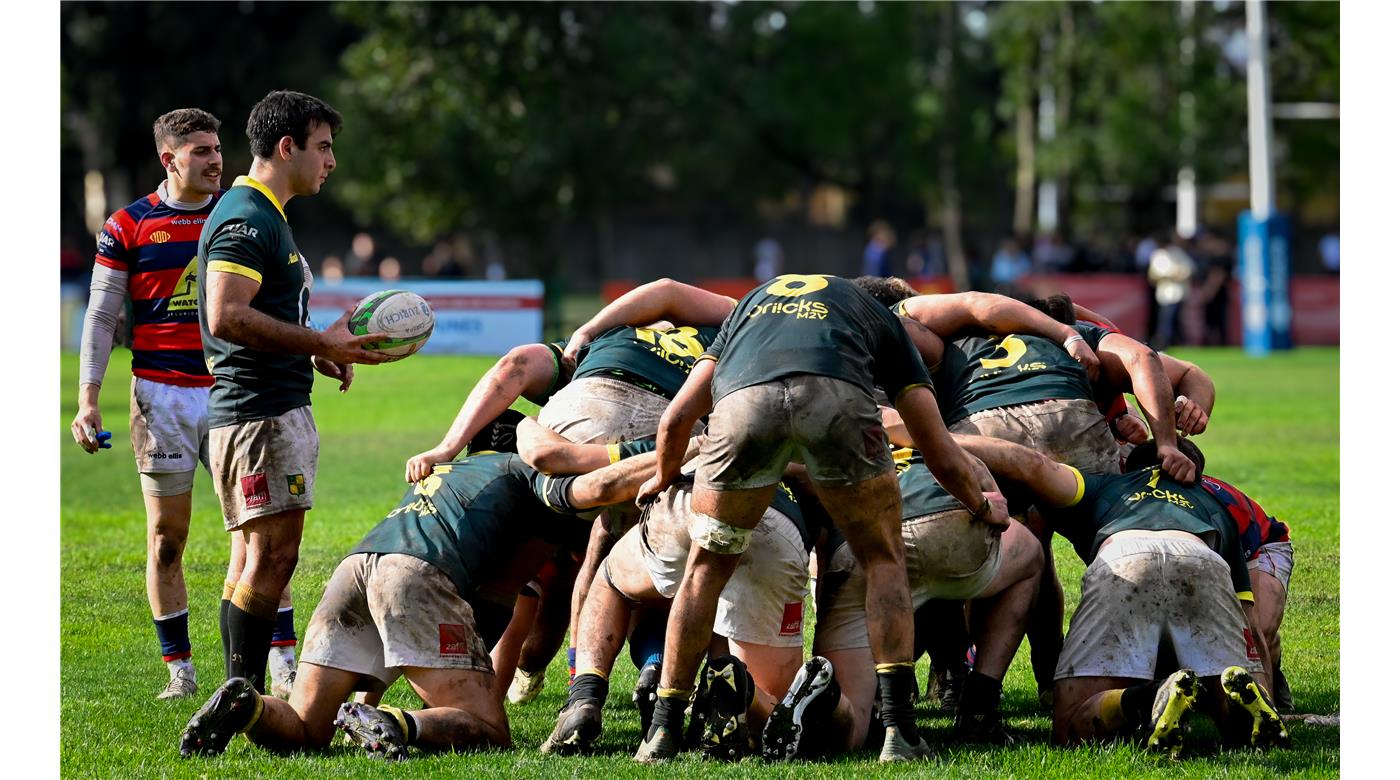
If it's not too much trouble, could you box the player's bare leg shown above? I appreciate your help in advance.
[1052,675,1144,745]
[510,554,579,703]
[637,483,773,762]
[392,666,512,751]
[567,517,614,681]
[728,639,802,727]
[1250,568,1287,696]
[491,590,539,701]
[145,490,197,698]
[825,647,875,750]
[179,661,357,756]
[226,510,304,693]
[1023,506,1065,708]
[811,471,928,761]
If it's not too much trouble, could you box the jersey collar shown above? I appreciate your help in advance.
[232,175,287,222]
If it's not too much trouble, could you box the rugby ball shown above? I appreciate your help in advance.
[347,290,435,360]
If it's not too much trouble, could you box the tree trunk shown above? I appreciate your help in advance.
[1056,3,1076,240]
[933,1,970,291]
[1013,72,1036,240]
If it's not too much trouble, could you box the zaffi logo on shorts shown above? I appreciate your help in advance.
[241,472,271,508]
[1243,628,1261,662]
[440,623,469,655]
[287,474,306,496]
[780,602,803,636]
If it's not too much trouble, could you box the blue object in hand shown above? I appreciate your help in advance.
[97,431,112,450]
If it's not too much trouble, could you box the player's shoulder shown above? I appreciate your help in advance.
[103,191,160,233]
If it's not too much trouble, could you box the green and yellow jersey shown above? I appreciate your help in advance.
[892,448,970,520]
[349,453,591,602]
[573,325,720,399]
[1041,466,1255,601]
[928,322,1110,426]
[197,175,314,427]
[704,275,932,404]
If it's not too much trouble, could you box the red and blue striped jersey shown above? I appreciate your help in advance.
[1199,475,1291,560]
[95,187,222,387]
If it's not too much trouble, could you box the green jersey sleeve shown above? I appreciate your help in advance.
[204,218,272,283]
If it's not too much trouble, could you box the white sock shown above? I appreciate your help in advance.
[167,657,194,679]
[269,645,296,670]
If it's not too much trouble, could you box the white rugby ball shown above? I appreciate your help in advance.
[347,290,435,360]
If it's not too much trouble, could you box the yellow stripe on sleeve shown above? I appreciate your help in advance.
[1237,590,1255,603]
[1057,466,1086,507]
[207,260,263,284]
[893,382,933,403]
[607,443,622,464]
[695,354,718,364]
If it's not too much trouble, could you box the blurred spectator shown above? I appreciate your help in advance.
[862,220,897,277]
[990,237,1031,291]
[346,231,377,276]
[321,255,345,285]
[1318,232,1339,273]
[1134,233,1159,271]
[1032,231,1073,273]
[422,240,463,278]
[904,229,947,281]
[486,257,507,281]
[1196,232,1233,346]
[1148,233,1196,349]
[753,236,783,281]
[378,256,402,283]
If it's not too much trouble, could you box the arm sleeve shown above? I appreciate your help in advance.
[1073,322,1112,351]
[877,311,934,399]
[204,218,270,283]
[78,265,129,387]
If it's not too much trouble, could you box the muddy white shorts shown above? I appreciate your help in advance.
[129,377,209,476]
[1055,534,1263,681]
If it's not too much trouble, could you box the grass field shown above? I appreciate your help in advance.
[59,347,1340,778]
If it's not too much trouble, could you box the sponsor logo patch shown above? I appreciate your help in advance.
[288,252,300,265]
[167,257,200,312]
[1243,627,1261,662]
[440,623,468,655]
[780,601,803,636]
[241,472,270,508]
[287,474,306,496]
[149,230,171,244]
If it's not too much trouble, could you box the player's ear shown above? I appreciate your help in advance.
[278,135,295,160]
[159,149,176,171]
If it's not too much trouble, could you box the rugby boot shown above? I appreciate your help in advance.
[762,656,841,761]
[1272,665,1295,712]
[158,666,198,701]
[633,662,661,735]
[508,667,547,705]
[178,677,262,757]
[878,726,933,763]
[1222,666,1290,749]
[926,665,966,714]
[700,655,755,760]
[335,702,408,761]
[683,657,715,748]
[634,721,681,764]
[1144,669,1199,758]
[540,697,604,755]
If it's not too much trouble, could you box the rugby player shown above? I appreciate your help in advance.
[782,446,1045,757]
[635,274,1010,763]
[405,279,732,703]
[69,108,293,699]
[197,91,388,696]
[178,414,668,760]
[519,418,816,759]
[952,434,1288,754]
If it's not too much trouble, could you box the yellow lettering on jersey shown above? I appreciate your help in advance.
[765,274,830,298]
[1146,468,1161,489]
[979,335,1028,370]
[167,257,200,312]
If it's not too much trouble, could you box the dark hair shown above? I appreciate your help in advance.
[152,108,221,153]
[851,275,917,308]
[467,409,526,455]
[1032,293,1077,326]
[245,90,343,159]
[1124,437,1206,479]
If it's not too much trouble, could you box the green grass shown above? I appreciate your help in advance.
[59,347,1340,778]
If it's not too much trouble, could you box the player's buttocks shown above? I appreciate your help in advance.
[208,407,319,530]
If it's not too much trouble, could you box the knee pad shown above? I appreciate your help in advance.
[688,513,753,555]
[139,470,195,497]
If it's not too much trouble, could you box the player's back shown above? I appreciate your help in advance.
[573,324,720,399]
[706,274,929,404]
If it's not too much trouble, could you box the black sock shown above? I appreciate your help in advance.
[1120,680,1160,731]
[651,693,687,735]
[959,671,1003,718]
[402,710,419,744]
[568,672,609,706]
[219,599,232,676]
[226,603,276,693]
[877,665,920,743]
